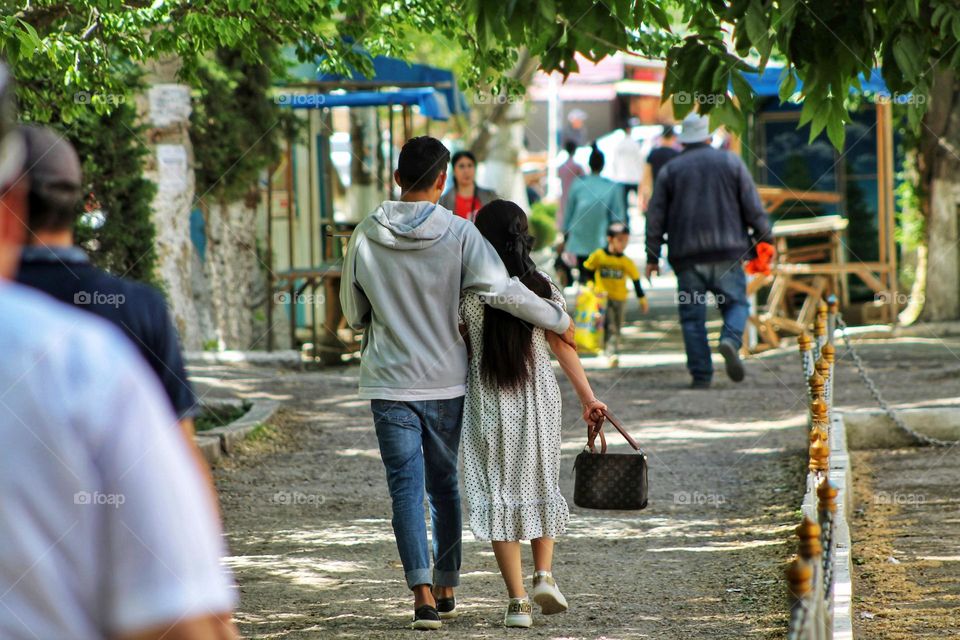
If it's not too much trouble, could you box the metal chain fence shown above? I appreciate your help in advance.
[836,316,960,447]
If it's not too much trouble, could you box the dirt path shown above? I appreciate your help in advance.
[195,304,960,638]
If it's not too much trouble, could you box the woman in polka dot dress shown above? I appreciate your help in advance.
[460,200,606,628]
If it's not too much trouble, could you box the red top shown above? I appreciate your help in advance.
[453,193,480,221]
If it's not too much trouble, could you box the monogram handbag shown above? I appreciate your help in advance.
[573,408,648,510]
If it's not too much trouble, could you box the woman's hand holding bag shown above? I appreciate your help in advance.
[573,407,649,510]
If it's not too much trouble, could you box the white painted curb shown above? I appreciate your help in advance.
[831,413,854,640]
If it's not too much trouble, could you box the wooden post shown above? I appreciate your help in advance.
[876,99,898,324]
[266,163,275,352]
[388,105,396,200]
[402,105,411,141]
[286,138,297,349]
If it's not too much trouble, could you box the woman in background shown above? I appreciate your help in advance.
[439,150,498,222]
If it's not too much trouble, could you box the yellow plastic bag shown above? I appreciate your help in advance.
[574,283,607,354]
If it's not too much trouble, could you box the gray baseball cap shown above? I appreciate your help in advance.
[19,124,83,201]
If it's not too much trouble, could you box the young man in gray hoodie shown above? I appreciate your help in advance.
[341,136,574,630]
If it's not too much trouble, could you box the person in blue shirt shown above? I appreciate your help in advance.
[15,125,200,430]
[562,143,627,284]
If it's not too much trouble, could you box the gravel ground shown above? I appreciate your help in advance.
[193,299,960,639]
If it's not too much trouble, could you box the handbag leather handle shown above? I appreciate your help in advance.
[586,408,641,454]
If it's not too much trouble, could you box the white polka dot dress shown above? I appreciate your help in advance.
[460,274,569,542]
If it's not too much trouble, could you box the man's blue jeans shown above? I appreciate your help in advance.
[675,261,750,382]
[371,397,464,590]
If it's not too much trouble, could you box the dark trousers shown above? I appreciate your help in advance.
[675,261,750,382]
[576,255,594,285]
[620,182,638,211]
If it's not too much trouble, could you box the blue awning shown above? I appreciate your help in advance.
[277,87,452,120]
[287,50,468,115]
[740,66,892,98]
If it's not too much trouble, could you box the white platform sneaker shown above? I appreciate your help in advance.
[531,571,568,615]
[504,597,533,628]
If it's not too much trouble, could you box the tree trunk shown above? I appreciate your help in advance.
[469,48,539,162]
[918,68,960,321]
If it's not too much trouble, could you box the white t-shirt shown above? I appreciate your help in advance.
[609,133,645,184]
[0,282,236,639]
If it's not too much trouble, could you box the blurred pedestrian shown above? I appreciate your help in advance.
[16,125,199,428]
[0,62,236,640]
[563,143,627,284]
[439,150,498,222]
[14,124,218,511]
[557,140,584,229]
[554,140,584,286]
[609,119,644,211]
[645,114,772,389]
[640,124,680,211]
[561,109,589,148]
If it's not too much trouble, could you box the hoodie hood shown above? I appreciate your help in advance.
[367,200,453,250]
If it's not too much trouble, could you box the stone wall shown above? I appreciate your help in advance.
[141,59,265,350]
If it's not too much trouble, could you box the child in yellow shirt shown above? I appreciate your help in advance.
[583,223,648,364]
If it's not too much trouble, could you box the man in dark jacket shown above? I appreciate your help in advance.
[645,114,772,388]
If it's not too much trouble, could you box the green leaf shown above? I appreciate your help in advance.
[778,67,797,102]
[798,95,817,127]
[744,0,767,45]
[826,112,846,150]
[906,0,919,20]
[708,99,744,134]
[892,34,922,82]
[538,0,556,22]
[648,4,673,32]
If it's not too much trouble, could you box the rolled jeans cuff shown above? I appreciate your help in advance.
[433,569,460,588]
[405,568,433,590]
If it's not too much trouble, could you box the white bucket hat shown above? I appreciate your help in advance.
[678,113,711,144]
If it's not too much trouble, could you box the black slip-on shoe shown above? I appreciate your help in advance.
[718,340,745,382]
[689,379,712,390]
[435,596,458,619]
[411,605,442,630]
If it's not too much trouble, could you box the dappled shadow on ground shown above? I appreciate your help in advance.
[212,356,809,639]
[200,313,960,638]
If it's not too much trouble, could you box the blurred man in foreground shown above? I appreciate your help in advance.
[0,64,237,640]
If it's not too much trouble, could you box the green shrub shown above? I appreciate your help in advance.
[529,205,558,251]
[531,201,557,221]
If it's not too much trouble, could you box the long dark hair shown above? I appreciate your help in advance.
[474,200,552,390]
